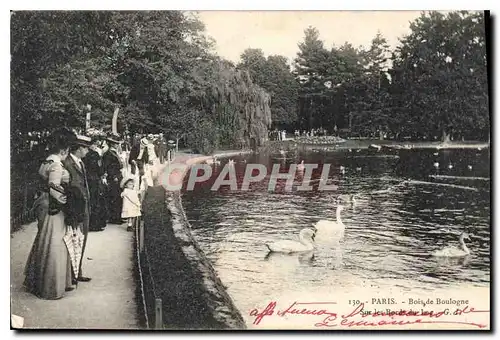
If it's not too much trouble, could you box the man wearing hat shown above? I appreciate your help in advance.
[63,134,92,283]
[128,137,150,189]
[102,133,124,224]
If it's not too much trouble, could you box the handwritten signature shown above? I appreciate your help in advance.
[249,301,489,328]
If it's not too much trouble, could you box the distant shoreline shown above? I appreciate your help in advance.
[291,138,490,150]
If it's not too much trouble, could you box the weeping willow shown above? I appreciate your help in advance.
[192,60,272,153]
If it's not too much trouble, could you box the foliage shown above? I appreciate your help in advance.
[238,49,299,128]
[11,11,272,153]
[11,10,490,149]
[291,12,489,141]
[392,11,489,140]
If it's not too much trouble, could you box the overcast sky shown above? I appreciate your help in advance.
[197,11,438,64]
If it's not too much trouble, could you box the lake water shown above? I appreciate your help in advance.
[181,147,490,327]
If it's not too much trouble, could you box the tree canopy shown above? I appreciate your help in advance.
[11,11,272,153]
[237,11,488,141]
[11,10,490,151]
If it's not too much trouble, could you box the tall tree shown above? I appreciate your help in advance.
[392,11,488,141]
[238,50,299,128]
[11,11,272,154]
[294,26,331,129]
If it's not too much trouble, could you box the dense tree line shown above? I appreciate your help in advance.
[238,11,489,141]
[11,10,489,153]
[11,11,271,154]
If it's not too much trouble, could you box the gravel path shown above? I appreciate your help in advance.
[10,222,138,329]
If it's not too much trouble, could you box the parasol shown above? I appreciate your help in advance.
[63,225,85,282]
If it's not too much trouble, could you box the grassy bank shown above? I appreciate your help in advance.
[141,171,246,329]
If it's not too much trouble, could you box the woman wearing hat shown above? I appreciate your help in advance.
[24,128,76,299]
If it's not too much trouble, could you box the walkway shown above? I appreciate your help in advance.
[10,150,249,329]
[10,222,138,329]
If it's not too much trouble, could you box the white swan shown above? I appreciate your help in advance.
[314,205,346,241]
[434,162,440,169]
[339,194,358,204]
[432,233,471,257]
[266,228,316,253]
[205,156,220,165]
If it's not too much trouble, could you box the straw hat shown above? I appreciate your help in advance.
[106,133,122,144]
[74,134,92,147]
[140,137,149,147]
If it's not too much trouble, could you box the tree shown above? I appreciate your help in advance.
[11,11,273,154]
[392,11,488,141]
[238,50,299,129]
[294,26,331,130]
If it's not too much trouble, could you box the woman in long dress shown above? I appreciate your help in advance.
[24,129,75,299]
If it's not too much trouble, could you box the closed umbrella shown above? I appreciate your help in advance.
[63,226,85,282]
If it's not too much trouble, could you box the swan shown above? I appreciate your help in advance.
[314,205,346,240]
[468,165,473,170]
[339,194,358,204]
[206,156,220,165]
[448,163,453,169]
[432,233,471,257]
[266,228,316,253]
[434,162,439,169]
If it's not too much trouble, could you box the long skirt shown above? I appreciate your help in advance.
[88,180,107,231]
[24,193,73,300]
[107,181,123,222]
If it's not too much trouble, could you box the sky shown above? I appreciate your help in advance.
[197,11,432,64]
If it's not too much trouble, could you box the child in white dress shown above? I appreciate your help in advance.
[120,177,142,232]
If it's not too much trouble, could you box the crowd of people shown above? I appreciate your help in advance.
[23,128,173,300]
[269,128,330,141]
[294,128,328,138]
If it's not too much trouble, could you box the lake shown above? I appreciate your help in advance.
[181,147,490,327]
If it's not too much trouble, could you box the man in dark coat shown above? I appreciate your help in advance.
[102,134,124,224]
[63,134,92,283]
[128,137,150,184]
[155,133,167,164]
[83,138,107,231]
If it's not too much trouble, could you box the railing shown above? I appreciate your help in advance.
[11,150,43,232]
[134,217,164,329]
